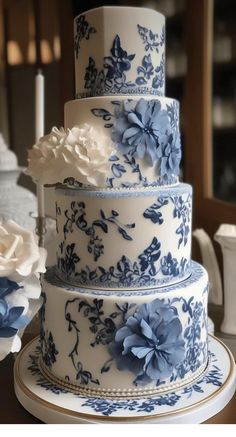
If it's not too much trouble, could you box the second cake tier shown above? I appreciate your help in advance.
[65,95,181,188]
[55,183,192,289]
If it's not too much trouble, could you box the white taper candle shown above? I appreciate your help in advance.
[35,70,45,219]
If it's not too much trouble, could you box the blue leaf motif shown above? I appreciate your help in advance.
[109,154,119,162]
[111,210,119,217]
[74,15,97,58]
[118,227,133,241]
[135,76,147,85]
[91,108,113,122]
[110,35,123,58]
[111,101,122,106]
[111,163,126,178]
[143,208,163,224]
[152,75,161,89]
[93,221,108,233]
[137,54,154,80]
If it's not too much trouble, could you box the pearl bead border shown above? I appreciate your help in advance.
[39,357,209,400]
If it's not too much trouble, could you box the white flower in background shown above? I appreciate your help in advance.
[0,220,47,361]
[0,220,47,282]
[26,124,114,187]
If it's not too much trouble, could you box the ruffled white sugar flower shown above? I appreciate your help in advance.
[60,124,114,187]
[26,124,114,187]
[25,127,66,185]
[0,220,47,282]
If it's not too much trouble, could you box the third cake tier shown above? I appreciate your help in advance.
[55,183,192,289]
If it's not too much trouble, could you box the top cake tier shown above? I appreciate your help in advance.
[74,6,165,98]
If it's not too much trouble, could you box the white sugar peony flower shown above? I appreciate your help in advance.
[26,124,115,187]
[0,220,47,282]
[25,127,66,185]
[60,124,114,187]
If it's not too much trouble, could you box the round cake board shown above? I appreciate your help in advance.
[14,335,236,424]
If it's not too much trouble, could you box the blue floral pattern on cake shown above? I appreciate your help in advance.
[109,298,185,386]
[45,260,202,298]
[143,193,191,248]
[137,24,164,53]
[81,22,165,97]
[57,243,80,278]
[161,253,182,277]
[84,35,136,96]
[143,196,168,224]
[60,201,135,262]
[65,298,100,386]
[57,235,189,288]
[74,14,96,58]
[136,24,165,89]
[172,195,191,248]
[40,292,58,368]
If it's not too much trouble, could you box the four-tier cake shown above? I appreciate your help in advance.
[27,6,209,399]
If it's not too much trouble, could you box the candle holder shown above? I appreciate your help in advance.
[35,216,47,248]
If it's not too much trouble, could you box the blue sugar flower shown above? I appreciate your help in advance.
[109,299,185,386]
[0,277,27,338]
[157,130,182,177]
[112,99,170,165]
[160,252,179,277]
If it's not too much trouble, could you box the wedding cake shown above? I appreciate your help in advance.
[27,6,209,398]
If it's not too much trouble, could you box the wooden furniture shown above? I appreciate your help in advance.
[184,0,236,241]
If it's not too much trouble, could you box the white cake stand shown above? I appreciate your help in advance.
[14,335,236,424]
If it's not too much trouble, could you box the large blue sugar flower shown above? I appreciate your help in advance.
[112,99,170,165]
[0,277,28,338]
[109,298,185,386]
[157,129,182,177]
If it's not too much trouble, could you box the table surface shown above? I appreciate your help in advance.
[1,316,236,425]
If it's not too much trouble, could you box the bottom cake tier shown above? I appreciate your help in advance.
[40,261,209,398]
